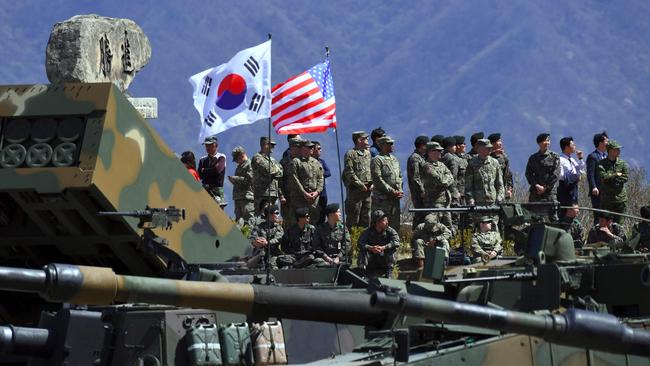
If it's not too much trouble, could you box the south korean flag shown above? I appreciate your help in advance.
[189,40,271,141]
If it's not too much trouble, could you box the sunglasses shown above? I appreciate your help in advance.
[272,211,280,215]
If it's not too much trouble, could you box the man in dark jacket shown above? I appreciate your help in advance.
[357,210,401,278]
[586,131,609,224]
[198,135,226,202]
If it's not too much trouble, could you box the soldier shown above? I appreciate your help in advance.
[312,203,351,267]
[358,210,400,278]
[247,205,284,269]
[454,136,469,204]
[227,146,254,223]
[343,131,372,229]
[586,131,609,224]
[440,136,461,203]
[280,137,302,223]
[487,133,513,200]
[407,136,429,228]
[557,137,585,213]
[525,133,560,205]
[287,140,324,226]
[587,212,627,249]
[597,140,628,223]
[281,133,301,161]
[369,127,385,157]
[470,216,503,263]
[430,134,444,145]
[632,206,650,252]
[465,139,504,222]
[421,141,455,230]
[278,207,316,268]
[197,136,226,202]
[411,213,452,269]
[312,141,331,224]
[371,136,403,231]
[559,202,585,249]
[466,132,485,160]
[251,137,284,210]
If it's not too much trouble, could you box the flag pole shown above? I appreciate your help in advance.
[265,33,273,285]
[327,46,349,265]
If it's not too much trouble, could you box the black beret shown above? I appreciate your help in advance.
[295,207,310,218]
[324,203,340,216]
[454,135,465,144]
[430,134,444,144]
[442,136,456,148]
[414,135,429,148]
[470,132,485,145]
[536,133,550,143]
[599,212,615,220]
[487,133,501,143]
[264,204,280,216]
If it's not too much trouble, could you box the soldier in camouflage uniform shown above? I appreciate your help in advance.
[278,207,315,268]
[597,140,629,223]
[411,213,452,269]
[454,136,468,204]
[470,216,503,263]
[312,203,351,267]
[343,131,372,229]
[466,132,485,162]
[488,133,514,200]
[247,205,284,269]
[228,146,254,223]
[632,206,650,252]
[280,138,302,224]
[371,136,404,231]
[407,136,429,228]
[251,137,284,211]
[465,139,504,223]
[287,140,324,226]
[440,137,462,203]
[358,210,401,278]
[421,141,455,230]
[587,212,627,249]
[559,203,585,249]
[525,133,560,204]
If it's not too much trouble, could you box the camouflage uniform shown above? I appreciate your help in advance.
[587,223,627,249]
[597,158,629,223]
[279,140,300,224]
[440,152,461,200]
[455,152,468,204]
[371,147,403,231]
[357,225,400,278]
[278,224,316,268]
[251,152,283,210]
[491,152,514,199]
[525,150,560,203]
[411,214,452,259]
[343,147,372,228]
[247,219,284,269]
[312,222,351,267]
[559,216,584,249]
[421,159,455,229]
[287,156,324,226]
[632,222,650,251]
[231,158,254,222]
[470,230,503,263]
[407,150,426,227]
[465,155,504,206]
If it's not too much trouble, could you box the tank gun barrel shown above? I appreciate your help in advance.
[0,264,385,326]
[370,291,650,357]
[0,325,51,356]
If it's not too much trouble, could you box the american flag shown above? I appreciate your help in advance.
[271,60,336,134]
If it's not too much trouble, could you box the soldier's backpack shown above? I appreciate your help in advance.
[185,323,223,366]
[250,321,287,365]
[219,322,254,366]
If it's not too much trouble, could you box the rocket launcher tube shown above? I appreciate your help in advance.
[371,291,650,357]
[0,264,385,326]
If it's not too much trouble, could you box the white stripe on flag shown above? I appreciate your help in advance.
[273,97,335,130]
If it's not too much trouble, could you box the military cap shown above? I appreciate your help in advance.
[454,135,466,144]
[426,141,443,151]
[442,136,456,148]
[431,134,444,144]
[470,132,485,145]
[202,135,218,145]
[487,133,501,143]
[377,136,395,145]
[288,138,303,147]
[371,209,387,223]
[231,146,245,161]
[475,139,493,148]
[479,216,493,223]
[606,140,622,150]
[536,133,550,143]
[260,136,277,145]
[424,213,438,226]
[295,207,310,219]
[324,203,340,216]
[301,140,315,148]
[352,131,369,139]
[264,204,280,216]
[311,140,321,146]
[414,135,429,148]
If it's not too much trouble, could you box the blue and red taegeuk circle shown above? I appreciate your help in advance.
[216,73,247,110]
